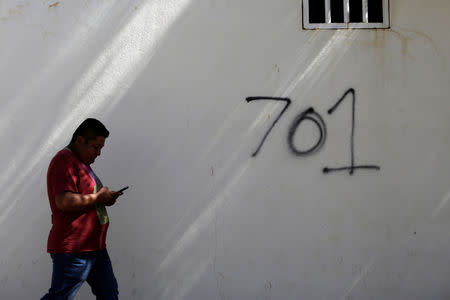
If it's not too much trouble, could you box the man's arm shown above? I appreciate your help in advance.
[55,187,121,212]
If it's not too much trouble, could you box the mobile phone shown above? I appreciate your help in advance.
[118,186,129,193]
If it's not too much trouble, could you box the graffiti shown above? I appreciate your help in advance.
[246,97,291,157]
[247,88,380,175]
[323,88,380,175]
[288,107,327,156]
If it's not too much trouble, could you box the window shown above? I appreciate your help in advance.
[303,0,390,29]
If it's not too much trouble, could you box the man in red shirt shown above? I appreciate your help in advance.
[41,118,122,300]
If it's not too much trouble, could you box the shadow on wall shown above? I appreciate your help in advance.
[0,0,194,298]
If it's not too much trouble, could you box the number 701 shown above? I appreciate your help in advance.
[246,88,380,175]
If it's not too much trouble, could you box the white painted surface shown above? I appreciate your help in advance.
[0,0,450,299]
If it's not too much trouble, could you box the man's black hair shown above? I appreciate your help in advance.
[70,118,109,144]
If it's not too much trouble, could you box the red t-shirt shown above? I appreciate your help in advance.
[46,149,109,253]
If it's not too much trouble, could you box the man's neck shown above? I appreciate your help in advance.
[66,144,76,153]
[66,144,88,165]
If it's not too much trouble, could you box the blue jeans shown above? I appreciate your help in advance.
[41,249,119,300]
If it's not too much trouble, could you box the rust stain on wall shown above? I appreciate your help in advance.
[359,29,387,49]
[389,29,414,59]
[8,8,22,17]
[375,29,387,49]
[1,2,30,22]
[49,2,60,8]
[389,28,442,64]
[402,29,439,55]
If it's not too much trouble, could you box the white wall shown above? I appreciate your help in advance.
[1,0,450,299]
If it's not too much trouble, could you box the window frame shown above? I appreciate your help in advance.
[302,0,390,30]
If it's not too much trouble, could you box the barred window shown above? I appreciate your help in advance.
[303,0,390,29]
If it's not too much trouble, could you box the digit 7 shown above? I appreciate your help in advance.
[246,97,291,157]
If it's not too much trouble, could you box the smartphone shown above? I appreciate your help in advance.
[118,186,129,193]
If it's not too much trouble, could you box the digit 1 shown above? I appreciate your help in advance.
[323,88,380,175]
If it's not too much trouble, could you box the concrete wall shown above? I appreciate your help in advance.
[1,0,450,299]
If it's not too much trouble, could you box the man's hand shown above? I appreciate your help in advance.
[96,187,122,206]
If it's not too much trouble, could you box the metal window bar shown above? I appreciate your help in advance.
[302,0,389,29]
[343,0,349,23]
[383,0,390,26]
[325,0,331,23]
[362,0,368,23]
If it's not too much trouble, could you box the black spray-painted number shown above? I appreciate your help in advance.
[288,107,327,156]
[322,88,380,175]
[246,97,291,157]
[247,88,380,175]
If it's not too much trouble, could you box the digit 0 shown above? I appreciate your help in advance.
[287,107,327,156]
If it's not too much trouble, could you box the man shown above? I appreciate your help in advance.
[41,118,122,300]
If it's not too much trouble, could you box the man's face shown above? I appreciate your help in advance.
[77,135,106,165]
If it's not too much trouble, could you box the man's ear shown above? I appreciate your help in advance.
[76,136,87,145]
